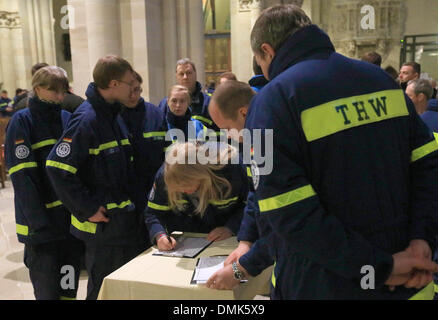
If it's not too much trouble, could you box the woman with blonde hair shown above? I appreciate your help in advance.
[164,85,206,142]
[5,66,83,299]
[145,141,247,251]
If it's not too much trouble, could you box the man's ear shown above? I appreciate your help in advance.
[108,79,118,89]
[418,93,426,102]
[239,106,248,118]
[260,43,275,60]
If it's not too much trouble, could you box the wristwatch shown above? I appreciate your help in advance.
[231,262,244,281]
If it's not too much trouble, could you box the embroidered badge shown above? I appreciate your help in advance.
[250,160,260,190]
[15,145,30,159]
[56,142,71,157]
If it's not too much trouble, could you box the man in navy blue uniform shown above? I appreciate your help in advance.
[158,58,219,132]
[46,55,147,300]
[207,81,273,291]
[208,4,438,299]
[0,90,13,117]
[119,71,167,235]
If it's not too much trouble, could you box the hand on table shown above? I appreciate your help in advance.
[206,227,233,242]
[224,241,252,266]
[206,264,240,290]
[156,234,177,251]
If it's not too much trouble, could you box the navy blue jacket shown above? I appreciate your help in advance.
[158,81,219,131]
[248,75,269,93]
[120,98,167,215]
[5,96,71,244]
[46,83,142,246]
[144,162,247,243]
[164,106,206,142]
[0,97,13,117]
[421,99,438,134]
[244,25,438,299]
[237,164,274,277]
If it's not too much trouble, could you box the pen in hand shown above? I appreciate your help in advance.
[165,226,175,250]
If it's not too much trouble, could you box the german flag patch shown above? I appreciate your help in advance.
[63,138,72,143]
[15,139,24,145]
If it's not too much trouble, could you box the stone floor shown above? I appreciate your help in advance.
[0,179,87,300]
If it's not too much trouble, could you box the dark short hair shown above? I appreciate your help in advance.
[31,62,49,76]
[384,66,398,80]
[251,4,312,56]
[1,90,7,94]
[219,72,237,81]
[211,80,255,120]
[361,51,382,67]
[133,71,143,84]
[93,55,133,89]
[402,62,421,75]
[252,56,263,75]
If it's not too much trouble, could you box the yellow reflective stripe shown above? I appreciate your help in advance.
[89,141,119,155]
[106,200,132,210]
[271,261,276,288]
[148,201,171,211]
[60,296,76,300]
[433,132,438,142]
[0,103,7,107]
[247,167,252,177]
[209,196,239,206]
[46,160,77,174]
[71,215,97,234]
[435,284,438,294]
[192,115,213,126]
[16,223,29,236]
[411,140,438,162]
[143,131,166,139]
[45,200,62,209]
[9,162,38,175]
[259,184,316,213]
[121,139,130,146]
[409,281,435,300]
[301,89,408,142]
[31,139,57,150]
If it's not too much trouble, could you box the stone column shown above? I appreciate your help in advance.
[68,0,90,97]
[85,0,122,68]
[68,0,123,97]
[0,11,19,94]
[230,0,263,83]
[18,0,57,77]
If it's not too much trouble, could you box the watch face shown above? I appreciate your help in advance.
[232,262,243,280]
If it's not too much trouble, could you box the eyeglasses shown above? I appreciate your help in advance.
[132,87,143,94]
[118,80,135,90]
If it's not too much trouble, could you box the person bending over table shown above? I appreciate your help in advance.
[145,141,247,251]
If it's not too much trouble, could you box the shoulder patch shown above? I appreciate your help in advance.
[56,142,71,157]
[148,186,155,201]
[15,145,30,159]
[250,160,260,190]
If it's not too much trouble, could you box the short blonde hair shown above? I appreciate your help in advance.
[167,84,191,105]
[32,66,69,93]
[164,141,237,216]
